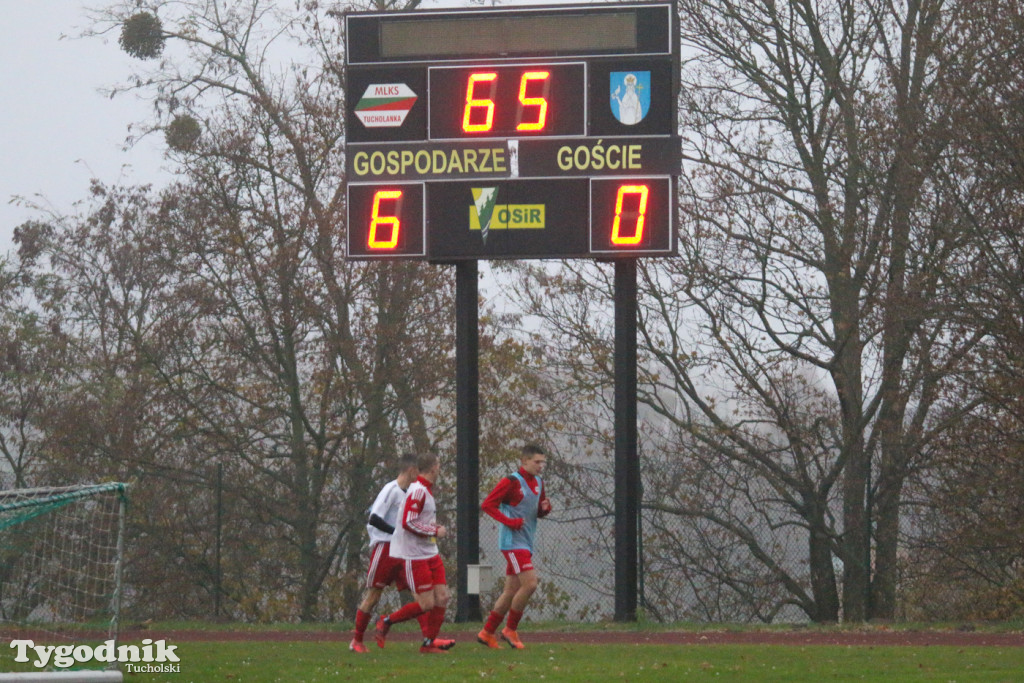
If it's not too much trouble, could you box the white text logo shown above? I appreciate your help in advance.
[9,639,180,669]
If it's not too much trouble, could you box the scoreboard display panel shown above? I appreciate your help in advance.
[344,2,679,261]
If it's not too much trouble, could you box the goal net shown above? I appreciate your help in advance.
[0,483,128,677]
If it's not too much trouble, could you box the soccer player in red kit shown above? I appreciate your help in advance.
[375,453,455,654]
[349,453,420,653]
[477,444,551,650]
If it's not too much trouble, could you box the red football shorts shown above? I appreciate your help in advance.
[403,554,446,594]
[366,542,408,591]
[502,549,534,576]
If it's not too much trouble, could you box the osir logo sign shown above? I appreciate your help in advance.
[469,188,545,244]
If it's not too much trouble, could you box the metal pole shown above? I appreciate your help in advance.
[110,486,128,652]
[215,462,223,619]
[614,259,639,621]
[865,457,873,617]
[455,260,482,622]
[638,473,645,614]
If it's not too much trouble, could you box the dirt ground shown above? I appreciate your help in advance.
[119,627,1024,647]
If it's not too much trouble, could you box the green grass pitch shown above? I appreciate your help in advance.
[5,640,1020,682]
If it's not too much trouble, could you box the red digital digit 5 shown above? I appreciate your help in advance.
[429,63,585,139]
[515,71,550,131]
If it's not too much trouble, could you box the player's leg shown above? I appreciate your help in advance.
[500,553,538,649]
[428,582,451,639]
[376,559,435,648]
[414,584,438,611]
[358,586,385,613]
[394,564,435,642]
[352,544,391,652]
[351,586,383,652]
[421,558,454,653]
[493,574,520,615]
[426,581,450,632]
[478,555,521,648]
[510,567,539,612]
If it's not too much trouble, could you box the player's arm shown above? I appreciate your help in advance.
[401,488,439,537]
[481,477,524,530]
[367,513,395,534]
[366,485,398,534]
[538,481,552,518]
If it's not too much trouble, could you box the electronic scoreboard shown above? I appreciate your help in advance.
[344,2,679,261]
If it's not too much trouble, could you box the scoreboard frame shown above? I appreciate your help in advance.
[344,1,680,262]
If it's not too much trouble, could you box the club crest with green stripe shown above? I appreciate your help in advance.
[355,83,418,128]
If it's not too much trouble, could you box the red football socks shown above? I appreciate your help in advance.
[429,605,446,639]
[388,601,426,625]
[411,610,430,637]
[507,609,524,631]
[354,609,372,640]
[484,610,504,634]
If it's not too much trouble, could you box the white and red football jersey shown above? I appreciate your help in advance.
[365,479,406,548]
[390,476,440,560]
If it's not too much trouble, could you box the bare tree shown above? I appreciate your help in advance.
[663,0,989,622]
[89,0,454,619]
[0,239,72,490]
[505,0,988,622]
[899,0,1024,619]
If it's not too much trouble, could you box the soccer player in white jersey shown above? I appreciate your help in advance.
[477,444,551,650]
[349,453,419,652]
[375,453,454,654]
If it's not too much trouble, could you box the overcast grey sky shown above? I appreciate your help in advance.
[0,1,170,255]
[0,0,467,257]
[0,0,587,258]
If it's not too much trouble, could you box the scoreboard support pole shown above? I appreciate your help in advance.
[614,259,640,622]
[455,260,483,622]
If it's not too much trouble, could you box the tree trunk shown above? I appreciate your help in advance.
[298,511,321,622]
[871,479,902,619]
[808,503,841,622]
[841,462,869,622]
[832,276,869,622]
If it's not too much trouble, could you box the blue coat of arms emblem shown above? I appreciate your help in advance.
[610,71,651,125]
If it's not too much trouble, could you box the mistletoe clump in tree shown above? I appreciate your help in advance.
[119,11,165,60]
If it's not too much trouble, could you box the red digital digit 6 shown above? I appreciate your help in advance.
[368,189,403,249]
[346,184,424,260]
[462,73,498,133]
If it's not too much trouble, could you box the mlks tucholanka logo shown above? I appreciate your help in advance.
[355,83,418,128]
[470,188,545,244]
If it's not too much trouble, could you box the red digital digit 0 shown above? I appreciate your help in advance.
[611,184,650,246]
[368,190,403,249]
[462,72,498,133]
[516,71,550,131]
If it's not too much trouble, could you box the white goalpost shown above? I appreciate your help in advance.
[0,483,128,681]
